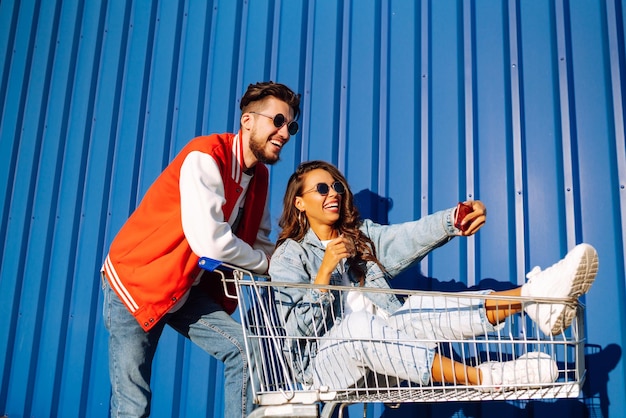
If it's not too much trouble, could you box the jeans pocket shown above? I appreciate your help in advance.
[102,275,111,330]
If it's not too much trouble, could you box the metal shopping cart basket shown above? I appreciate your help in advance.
[198,258,586,418]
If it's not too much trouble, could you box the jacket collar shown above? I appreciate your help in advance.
[302,228,325,248]
[230,132,248,183]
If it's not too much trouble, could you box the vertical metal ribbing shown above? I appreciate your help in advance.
[0,0,20,265]
[301,0,316,162]
[235,1,248,133]
[463,0,476,286]
[202,2,219,134]
[269,0,281,81]
[507,0,526,285]
[606,0,626,279]
[554,0,578,250]
[337,0,350,173]
[420,0,430,275]
[378,0,388,199]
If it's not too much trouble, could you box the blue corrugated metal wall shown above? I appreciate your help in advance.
[1,0,624,417]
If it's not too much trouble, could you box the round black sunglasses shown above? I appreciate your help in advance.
[249,112,299,135]
[301,181,346,196]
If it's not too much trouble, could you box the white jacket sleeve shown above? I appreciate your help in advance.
[254,197,275,256]
[179,151,269,273]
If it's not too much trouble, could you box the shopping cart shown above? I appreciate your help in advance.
[198,258,587,418]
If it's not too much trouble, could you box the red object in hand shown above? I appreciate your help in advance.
[455,202,472,231]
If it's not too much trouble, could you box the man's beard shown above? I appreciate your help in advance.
[249,133,280,165]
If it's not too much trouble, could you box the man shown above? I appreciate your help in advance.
[101,81,301,417]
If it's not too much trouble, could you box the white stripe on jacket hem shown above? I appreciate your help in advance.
[103,255,139,312]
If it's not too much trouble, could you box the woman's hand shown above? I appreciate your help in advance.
[315,235,355,288]
[457,200,487,236]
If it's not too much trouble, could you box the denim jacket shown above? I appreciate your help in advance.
[269,207,459,385]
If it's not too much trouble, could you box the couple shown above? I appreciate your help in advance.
[269,160,598,392]
[102,78,597,417]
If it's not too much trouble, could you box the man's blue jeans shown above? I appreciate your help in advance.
[102,278,254,418]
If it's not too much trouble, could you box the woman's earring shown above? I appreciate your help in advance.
[298,210,306,229]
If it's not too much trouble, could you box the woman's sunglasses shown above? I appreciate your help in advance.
[301,181,345,196]
[249,112,299,135]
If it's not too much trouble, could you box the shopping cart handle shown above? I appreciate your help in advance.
[198,257,233,272]
[198,257,271,280]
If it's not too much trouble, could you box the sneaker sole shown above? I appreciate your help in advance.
[549,244,598,335]
[475,352,558,392]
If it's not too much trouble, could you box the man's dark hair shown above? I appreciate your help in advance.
[240,81,301,120]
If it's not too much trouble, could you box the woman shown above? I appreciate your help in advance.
[269,160,598,391]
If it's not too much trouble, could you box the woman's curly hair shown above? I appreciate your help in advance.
[277,160,383,279]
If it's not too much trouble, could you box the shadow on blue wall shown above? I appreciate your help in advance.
[353,189,393,226]
[349,189,621,418]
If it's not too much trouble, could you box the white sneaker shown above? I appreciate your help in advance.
[476,352,558,391]
[521,243,598,335]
